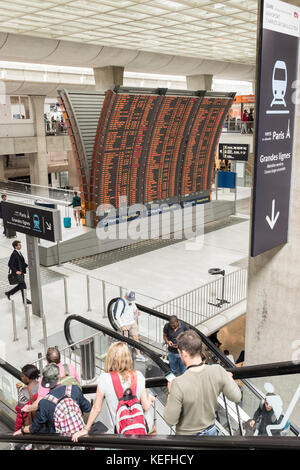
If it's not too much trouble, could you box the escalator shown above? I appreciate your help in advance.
[0,318,300,449]
[107,298,300,437]
[0,360,20,449]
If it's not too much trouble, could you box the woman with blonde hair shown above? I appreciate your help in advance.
[72,342,155,441]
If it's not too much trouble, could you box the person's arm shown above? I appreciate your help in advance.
[22,395,42,413]
[253,406,262,423]
[163,380,183,427]
[8,253,16,272]
[14,402,48,435]
[140,389,155,412]
[220,368,242,403]
[137,372,155,412]
[163,326,173,348]
[72,385,104,442]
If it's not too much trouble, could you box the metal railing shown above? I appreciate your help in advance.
[222,120,254,134]
[154,268,247,328]
[1,434,300,450]
[0,179,77,202]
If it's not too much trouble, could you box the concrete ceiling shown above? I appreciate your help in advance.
[0,1,258,69]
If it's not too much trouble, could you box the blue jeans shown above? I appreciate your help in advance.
[196,424,217,436]
[168,352,186,375]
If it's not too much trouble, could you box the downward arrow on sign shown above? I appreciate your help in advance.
[266,199,280,230]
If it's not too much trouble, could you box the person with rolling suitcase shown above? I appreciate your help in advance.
[68,191,81,226]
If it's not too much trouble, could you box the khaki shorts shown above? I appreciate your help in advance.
[127,322,138,338]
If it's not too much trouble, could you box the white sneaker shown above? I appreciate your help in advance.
[136,354,147,362]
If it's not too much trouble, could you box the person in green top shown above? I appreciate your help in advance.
[163,330,241,436]
[69,191,82,226]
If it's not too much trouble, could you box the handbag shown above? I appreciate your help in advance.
[8,253,24,285]
[8,270,24,285]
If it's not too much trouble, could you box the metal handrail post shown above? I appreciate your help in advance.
[41,310,48,354]
[87,275,92,312]
[64,278,69,315]
[24,289,33,351]
[11,300,18,342]
[102,281,107,318]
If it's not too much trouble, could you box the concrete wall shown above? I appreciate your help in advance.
[39,199,235,266]
[245,0,300,428]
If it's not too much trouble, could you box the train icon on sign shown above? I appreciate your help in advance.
[266,60,289,115]
[271,60,287,107]
[33,214,42,232]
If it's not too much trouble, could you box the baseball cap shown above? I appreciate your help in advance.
[41,364,60,389]
[126,290,136,302]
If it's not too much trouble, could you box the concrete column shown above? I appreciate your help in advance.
[93,66,124,91]
[67,150,79,189]
[29,95,48,188]
[245,0,300,424]
[186,74,213,91]
[0,155,5,180]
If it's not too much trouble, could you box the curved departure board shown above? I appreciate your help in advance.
[94,92,158,208]
[142,96,197,205]
[180,96,232,200]
[60,87,234,225]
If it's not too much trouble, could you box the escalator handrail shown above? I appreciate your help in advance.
[0,359,22,381]
[1,433,300,450]
[64,314,170,374]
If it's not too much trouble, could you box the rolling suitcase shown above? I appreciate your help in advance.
[64,217,71,228]
[64,204,71,228]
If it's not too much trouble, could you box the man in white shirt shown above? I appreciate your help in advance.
[115,290,147,362]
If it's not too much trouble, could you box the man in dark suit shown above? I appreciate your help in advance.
[5,240,31,304]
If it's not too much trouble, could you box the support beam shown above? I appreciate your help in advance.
[93,66,124,91]
[0,155,5,180]
[29,95,49,192]
[67,150,79,189]
[186,74,213,91]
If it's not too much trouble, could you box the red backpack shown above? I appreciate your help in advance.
[111,371,147,435]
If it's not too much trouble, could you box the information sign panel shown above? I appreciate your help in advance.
[219,143,249,161]
[2,201,62,243]
[251,0,300,257]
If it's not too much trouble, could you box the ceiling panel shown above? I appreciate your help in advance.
[0,0,259,64]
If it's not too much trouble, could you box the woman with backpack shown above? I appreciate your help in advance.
[15,364,40,432]
[72,342,155,442]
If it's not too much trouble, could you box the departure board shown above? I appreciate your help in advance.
[61,87,234,220]
[142,96,197,204]
[180,97,231,197]
[96,93,158,208]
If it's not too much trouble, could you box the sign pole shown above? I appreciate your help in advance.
[26,235,44,318]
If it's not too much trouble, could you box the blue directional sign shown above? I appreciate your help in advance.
[2,201,62,243]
